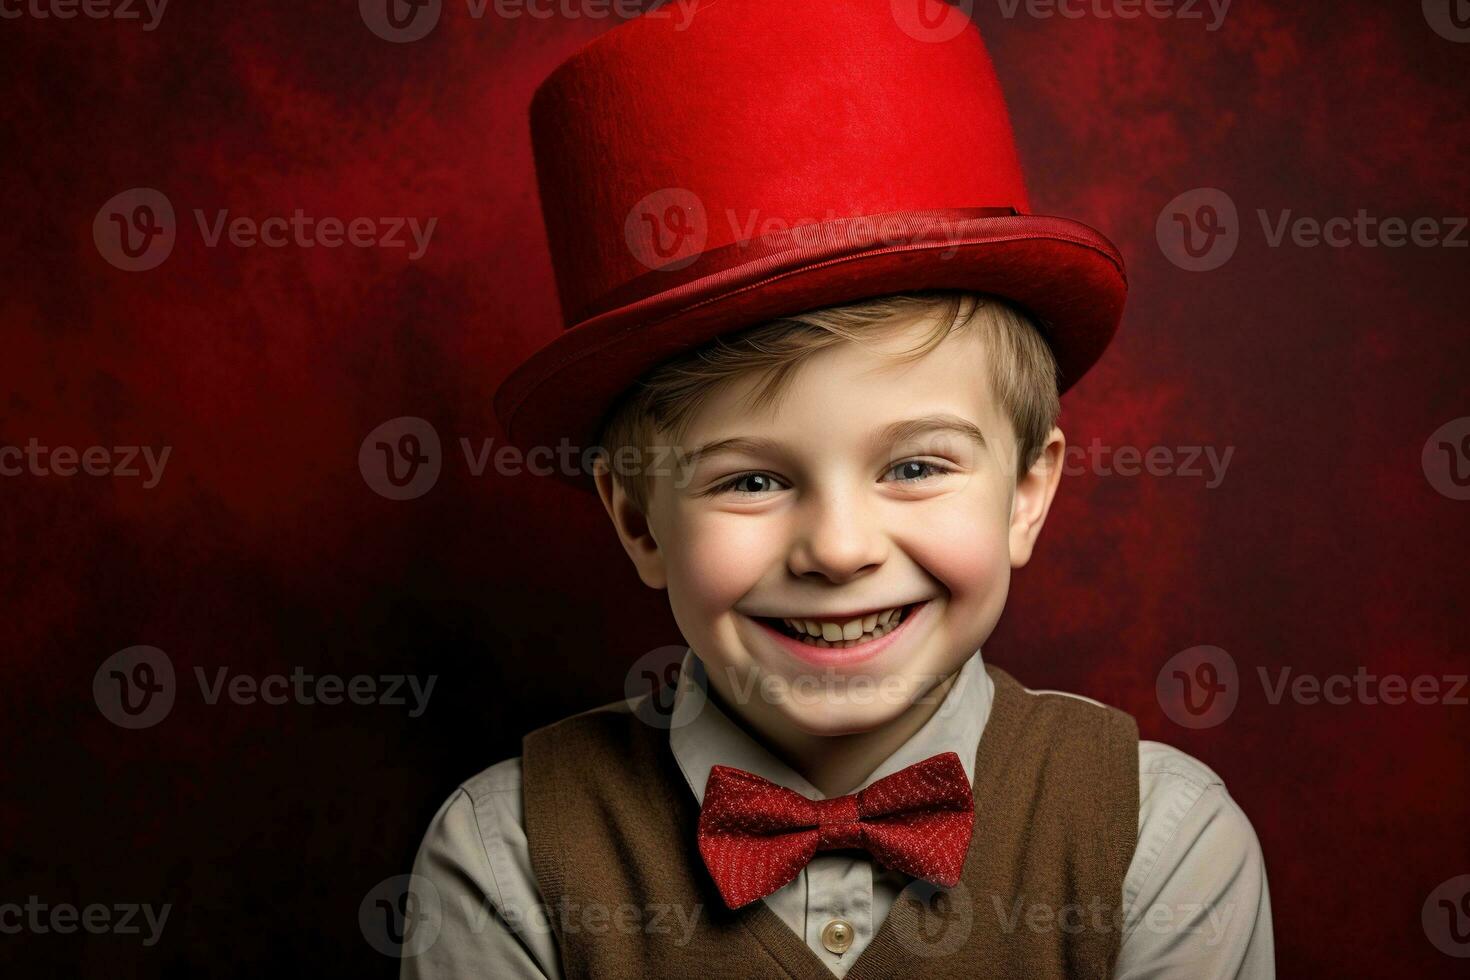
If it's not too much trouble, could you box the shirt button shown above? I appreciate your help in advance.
[821,917,854,955]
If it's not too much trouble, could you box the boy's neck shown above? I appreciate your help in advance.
[705,669,962,799]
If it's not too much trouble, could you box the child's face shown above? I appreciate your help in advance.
[597,313,1064,738]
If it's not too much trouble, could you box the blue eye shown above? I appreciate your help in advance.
[712,472,783,495]
[708,461,951,495]
[886,460,950,483]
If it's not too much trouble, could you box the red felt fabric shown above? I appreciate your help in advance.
[499,0,1128,473]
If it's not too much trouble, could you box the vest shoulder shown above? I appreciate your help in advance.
[521,694,661,758]
[454,694,646,796]
[454,698,652,799]
[988,664,1140,730]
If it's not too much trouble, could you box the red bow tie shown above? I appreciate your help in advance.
[696,751,975,909]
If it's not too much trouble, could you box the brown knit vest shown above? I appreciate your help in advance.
[523,665,1139,979]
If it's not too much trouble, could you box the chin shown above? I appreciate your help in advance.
[771,688,911,737]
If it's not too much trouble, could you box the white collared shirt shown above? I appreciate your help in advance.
[404,649,1274,978]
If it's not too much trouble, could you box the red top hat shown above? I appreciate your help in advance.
[494,0,1127,488]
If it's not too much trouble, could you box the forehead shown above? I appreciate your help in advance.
[682,316,1006,445]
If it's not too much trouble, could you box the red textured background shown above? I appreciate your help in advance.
[3,1,1468,976]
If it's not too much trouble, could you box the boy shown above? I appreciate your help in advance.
[407,2,1273,977]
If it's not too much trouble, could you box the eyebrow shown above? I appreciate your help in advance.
[682,413,988,467]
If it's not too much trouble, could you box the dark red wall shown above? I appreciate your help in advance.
[3,1,1467,975]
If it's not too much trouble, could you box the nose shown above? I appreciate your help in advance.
[786,487,888,584]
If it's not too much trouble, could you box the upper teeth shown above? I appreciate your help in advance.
[781,606,906,641]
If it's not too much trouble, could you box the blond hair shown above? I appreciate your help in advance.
[596,291,1060,512]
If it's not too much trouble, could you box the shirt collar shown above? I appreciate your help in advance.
[667,647,992,804]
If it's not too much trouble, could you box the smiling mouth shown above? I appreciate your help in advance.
[754,602,925,649]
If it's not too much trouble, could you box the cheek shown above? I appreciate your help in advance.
[901,503,1012,604]
[662,513,782,617]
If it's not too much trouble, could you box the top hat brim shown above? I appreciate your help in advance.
[494,211,1126,491]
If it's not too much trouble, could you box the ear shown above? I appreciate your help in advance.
[593,457,668,590]
[1008,426,1065,568]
